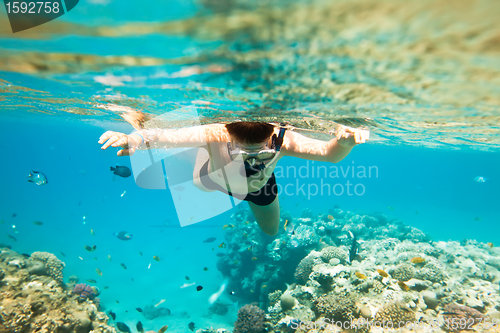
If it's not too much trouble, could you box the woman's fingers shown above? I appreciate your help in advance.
[100,133,126,150]
[117,147,135,156]
[98,131,118,144]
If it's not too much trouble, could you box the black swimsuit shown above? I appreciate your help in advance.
[199,160,277,206]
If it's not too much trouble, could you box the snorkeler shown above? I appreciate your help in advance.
[98,122,368,236]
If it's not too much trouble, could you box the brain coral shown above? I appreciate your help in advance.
[294,255,320,284]
[390,264,415,282]
[314,293,357,322]
[320,246,347,263]
[233,304,266,333]
[30,252,65,283]
[374,302,415,328]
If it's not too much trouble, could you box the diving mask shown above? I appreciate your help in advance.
[227,127,286,172]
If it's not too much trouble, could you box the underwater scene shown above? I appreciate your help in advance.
[0,0,500,332]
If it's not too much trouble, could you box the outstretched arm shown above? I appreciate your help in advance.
[99,124,228,156]
[282,125,369,163]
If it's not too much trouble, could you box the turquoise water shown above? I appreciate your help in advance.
[1,0,500,332]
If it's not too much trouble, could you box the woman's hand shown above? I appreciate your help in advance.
[335,125,370,148]
[98,131,142,156]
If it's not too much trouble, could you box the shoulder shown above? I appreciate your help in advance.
[203,123,230,142]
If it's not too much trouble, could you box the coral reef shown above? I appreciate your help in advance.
[0,247,115,333]
[28,251,65,283]
[374,301,415,327]
[314,293,357,322]
[390,264,415,282]
[233,304,267,333]
[72,283,97,300]
[213,207,500,333]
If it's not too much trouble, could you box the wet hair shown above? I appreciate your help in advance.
[225,122,275,144]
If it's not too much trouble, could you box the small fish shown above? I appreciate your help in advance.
[153,256,160,262]
[229,291,236,295]
[284,220,295,235]
[474,176,487,183]
[398,281,410,291]
[107,255,112,262]
[139,251,143,256]
[441,312,461,316]
[410,257,425,264]
[488,242,494,248]
[180,282,195,289]
[244,221,250,224]
[96,269,103,276]
[388,206,395,210]
[188,322,195,331]
[158,326,168,333]
[108,310,116,320]
[120,191,126,197]
[59,251,66,257]
[348,231,359,263]
[148,263,151,269]
[218,242,226,249]
[327,215,334,221]
[284,219,289,230]
[203,237,216,243]
[92,245,97,251]
[113,231,133,241]
[377,269,389,278]
[84,246,93,252]
[33,221,43,226]
[475,217,482,221]
[251,257,257,261]
[261,284,267,289]
[155,299,166,307]
[136,321,144,333]
[116,322,131,333]
[86,279,97,283]
[90,229,95,236]
[103,286,109,289]
[120,263,127,269]
[243,232,248,237]
[354,272,367,279]
[79,256,84,260]
[7,234,17,242]
[196,285,203,291]
[216,253,225,257]
[222,224,234,230]
[116,300,120,303]
[185,276,190,280]
[12,213,16,218]
[136,307,143,313]
[28,170,48,185]
[110,166,131,178]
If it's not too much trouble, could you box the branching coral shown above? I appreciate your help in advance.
[374,302,415,328]
[233,304,267,333]
[314,293,357,322]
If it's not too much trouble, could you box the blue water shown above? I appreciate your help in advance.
[1,0,500,331]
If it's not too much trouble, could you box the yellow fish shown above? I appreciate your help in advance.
[222,224,235,230]
[284,219,289,230]
[223,224,229,229]
[158,325,168,333]
[218,242,226,249]
[488,242,494,248]
[96,269,103,276]
[252,257,257,261]
[244,221,250,224]
[153,256,160,262]
[327,215,334,221]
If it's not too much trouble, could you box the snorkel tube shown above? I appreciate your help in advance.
[244,127,286,175]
